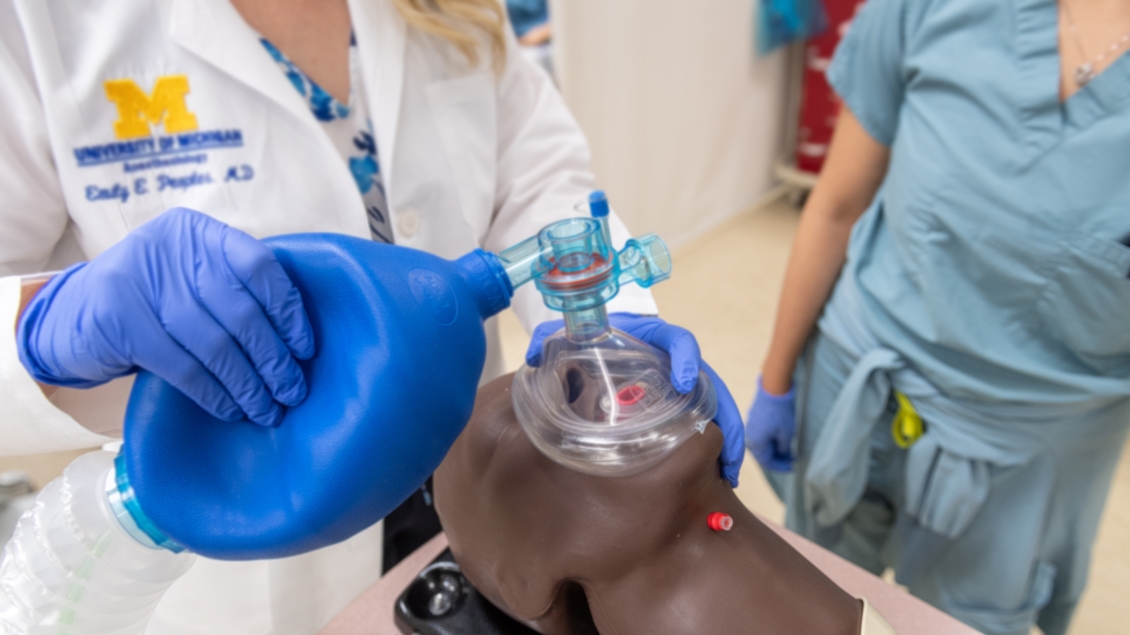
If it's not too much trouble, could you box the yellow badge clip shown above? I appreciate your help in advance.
[891,391,924,449]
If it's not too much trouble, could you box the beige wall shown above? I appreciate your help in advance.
[552,0,788,248]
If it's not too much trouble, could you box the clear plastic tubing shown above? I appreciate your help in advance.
[0,451,195,635]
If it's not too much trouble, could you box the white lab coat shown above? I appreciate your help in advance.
[0,0,657,632]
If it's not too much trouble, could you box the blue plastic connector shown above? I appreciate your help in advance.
[109,455,186,553]
[588,191,613,249]
[588,191,610,218]
[455,249,515,319]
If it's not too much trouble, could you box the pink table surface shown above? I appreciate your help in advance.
[320,523,982,635]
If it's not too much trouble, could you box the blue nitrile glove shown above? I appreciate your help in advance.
[526,313,745,487]
[746,377,796,472]
[18,207,315,427]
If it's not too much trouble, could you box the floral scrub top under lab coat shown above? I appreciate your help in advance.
[828,0,1130,408]
[261,37,395,244]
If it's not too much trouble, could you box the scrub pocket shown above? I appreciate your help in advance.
[1036,232,1130,373]
[946,561,1056,635]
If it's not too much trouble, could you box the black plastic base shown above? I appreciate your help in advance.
[394,549,540,635]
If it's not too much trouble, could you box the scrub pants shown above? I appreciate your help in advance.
[770,333,1130,635]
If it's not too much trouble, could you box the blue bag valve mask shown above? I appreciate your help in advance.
[114,191,695,559]
[116,238,513,559]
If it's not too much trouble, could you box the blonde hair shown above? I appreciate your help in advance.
[392,0,507,72]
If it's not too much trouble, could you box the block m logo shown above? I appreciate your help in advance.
[104,75,199,140]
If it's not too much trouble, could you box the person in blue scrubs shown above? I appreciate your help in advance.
[506,0,553,76]
[746,0,1130,634]
[506,0,550,44]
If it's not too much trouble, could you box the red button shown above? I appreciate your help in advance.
[707,512,733,532]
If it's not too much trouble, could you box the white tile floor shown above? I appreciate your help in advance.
[3,199,1127,633]
[497,200,1129,635]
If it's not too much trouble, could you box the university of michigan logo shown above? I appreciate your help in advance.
[104,75,199,140]
[78,73,249,203]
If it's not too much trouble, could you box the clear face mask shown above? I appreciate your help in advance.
[495,192,717,477]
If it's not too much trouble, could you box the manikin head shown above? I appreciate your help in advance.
[434,374,866,635]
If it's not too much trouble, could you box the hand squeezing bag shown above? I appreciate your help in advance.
[120,235,513,559]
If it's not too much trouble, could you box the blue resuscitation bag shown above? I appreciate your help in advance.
[118,234,513,560]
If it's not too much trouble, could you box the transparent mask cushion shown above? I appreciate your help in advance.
[513,329,717,477]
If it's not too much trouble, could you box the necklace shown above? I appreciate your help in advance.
[1063,0,1130,87]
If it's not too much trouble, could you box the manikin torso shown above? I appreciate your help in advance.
[435,374,887,635]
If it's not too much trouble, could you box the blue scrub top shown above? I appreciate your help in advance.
[828,0,1130,406]
[506,0,549,38]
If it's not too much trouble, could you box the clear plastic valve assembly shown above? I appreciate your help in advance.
[498,192,718,477]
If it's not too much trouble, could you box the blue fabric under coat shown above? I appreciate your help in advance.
[260,37,394,244]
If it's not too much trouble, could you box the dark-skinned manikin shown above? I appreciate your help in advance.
[434,374,896,635]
